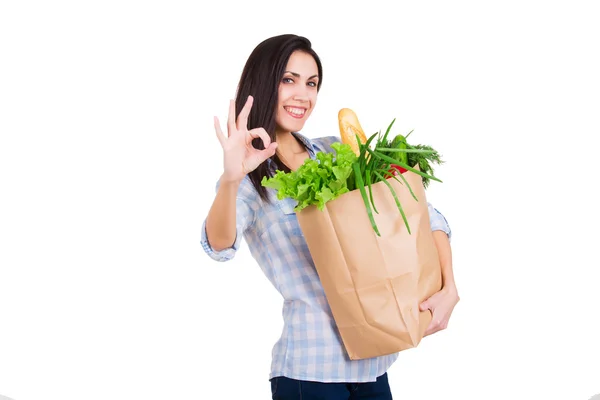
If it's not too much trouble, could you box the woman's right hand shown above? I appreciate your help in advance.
[214,95,277,183]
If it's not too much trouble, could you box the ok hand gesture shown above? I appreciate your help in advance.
[214,95,278,183]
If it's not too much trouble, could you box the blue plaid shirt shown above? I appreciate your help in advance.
[200,133,451,383]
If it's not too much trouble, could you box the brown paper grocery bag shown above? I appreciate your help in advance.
[296,168,442,360]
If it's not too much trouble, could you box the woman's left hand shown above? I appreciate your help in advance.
[420,284,460,336]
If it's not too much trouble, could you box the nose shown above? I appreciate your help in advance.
[292,85,310,102]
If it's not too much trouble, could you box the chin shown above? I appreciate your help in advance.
[277,122,305,134]
[279,117,309,133]
[289,122,306,132]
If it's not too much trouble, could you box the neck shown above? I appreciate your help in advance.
[275,131,309,171]
[276,131,304,154]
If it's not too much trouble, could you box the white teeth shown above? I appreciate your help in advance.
[285,107,305,116]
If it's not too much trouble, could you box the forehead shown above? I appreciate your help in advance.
[285,51,318,76]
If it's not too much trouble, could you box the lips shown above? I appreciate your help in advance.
[284,106,306,119]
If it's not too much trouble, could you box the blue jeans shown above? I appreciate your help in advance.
[270,372,393,399]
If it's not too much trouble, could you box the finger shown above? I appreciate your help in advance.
[214,116,226,147]
[425,324,441,337]
[426,305,450,336]
[424,319,434,336]
[227,99,236,137]
[257,142,278,162]
[424,314,442,336]
[237,95,253,131]
[423,306,436,336]
[425,321,446,336]
[246,143,277,171]
[248,127,272,147]
[420,290,442,311]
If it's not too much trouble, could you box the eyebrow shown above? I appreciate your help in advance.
[285,71,319,80]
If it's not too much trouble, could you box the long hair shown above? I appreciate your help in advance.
[234,34,323,202]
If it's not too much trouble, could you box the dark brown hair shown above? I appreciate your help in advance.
[235,34,323,202]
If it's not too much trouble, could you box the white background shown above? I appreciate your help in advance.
[1,1,599,399]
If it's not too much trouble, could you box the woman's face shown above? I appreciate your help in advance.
[275,50,319,135]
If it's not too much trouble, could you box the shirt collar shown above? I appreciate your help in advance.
[290,131,322,158]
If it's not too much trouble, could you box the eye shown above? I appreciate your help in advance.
[307,81,317,87]
[282,77,294,84]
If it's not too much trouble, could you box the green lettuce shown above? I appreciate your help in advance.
[261,142,357,211]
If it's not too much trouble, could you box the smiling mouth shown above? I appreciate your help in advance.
[284,106,306,118]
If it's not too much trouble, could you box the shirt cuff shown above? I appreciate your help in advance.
[428,203,452,241]
[200,219,241,262]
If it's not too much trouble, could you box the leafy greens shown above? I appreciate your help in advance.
[261,142,357,212]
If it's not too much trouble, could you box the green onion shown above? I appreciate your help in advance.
[353,162,380,236]
[374,170,411,234]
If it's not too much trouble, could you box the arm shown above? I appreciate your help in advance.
[421,204,459,335]
[427,203,456,291]
[433,230,456,291]
[204,95,275,258]
[205,177,242,251]
[201,177,255,262]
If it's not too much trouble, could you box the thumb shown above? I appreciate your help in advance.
[420,294,437,311]
[251,143,277,166]
[260,142,277,160]
[420,290,442,311]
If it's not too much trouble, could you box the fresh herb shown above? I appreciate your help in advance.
[404,142,444,189]
[379,127,444,189]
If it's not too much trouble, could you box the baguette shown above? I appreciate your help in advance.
[338,108,367,156]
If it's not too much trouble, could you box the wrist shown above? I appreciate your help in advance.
[220,173,243,186]
[442,282,458,299]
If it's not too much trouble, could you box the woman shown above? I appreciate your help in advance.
[201,34,459,399]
